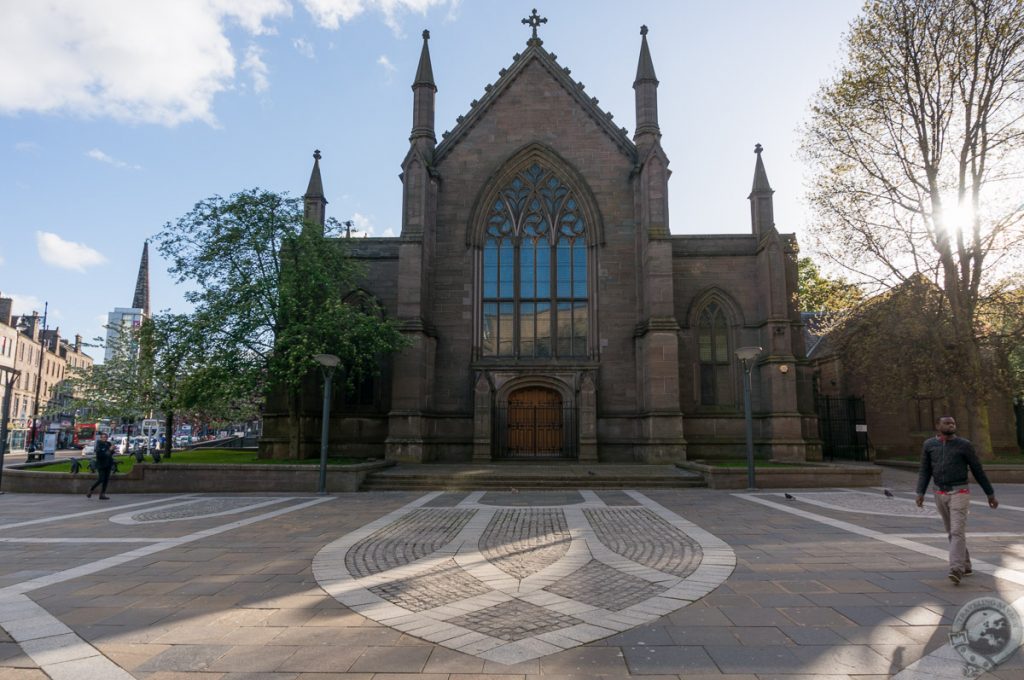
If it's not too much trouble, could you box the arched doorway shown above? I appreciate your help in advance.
[499,386,573,459]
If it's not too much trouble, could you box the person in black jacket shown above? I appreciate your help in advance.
[915,416,998,584]
[87,432,115,500]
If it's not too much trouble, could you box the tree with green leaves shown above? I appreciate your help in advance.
[802,0,1024,453]
[797,257,863,314]
[155,189,406,457]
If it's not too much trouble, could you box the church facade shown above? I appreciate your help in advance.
[265,20,820,464]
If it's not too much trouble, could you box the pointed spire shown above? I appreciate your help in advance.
[633,25,660,141]
[751,143,773,193]
[304,149,328,228]
[749,143,775,236]
[132,241,150,317]
[413,30,436,91]
[410,29,437,146]
[634,25,658,86]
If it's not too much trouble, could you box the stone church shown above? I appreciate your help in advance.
[263,16,820,464]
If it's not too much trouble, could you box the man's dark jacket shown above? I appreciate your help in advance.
[916,435,995,496]
[94,440,114,472]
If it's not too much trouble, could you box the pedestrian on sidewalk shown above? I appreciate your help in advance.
[86,432,114,500]
[915,415,998,584]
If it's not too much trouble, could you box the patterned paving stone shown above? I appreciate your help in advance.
[479,491,585,506]
[584,507,702,577]
[369,558,491,611]
[447,599,583,642]
[788,491,937,518]
[544,559,666,611]
[345,508,476,578]
[130,498,270,522]
[479,509,570,579]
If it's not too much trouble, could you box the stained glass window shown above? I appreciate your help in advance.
[698,303,732,405]
[481,163,588,358]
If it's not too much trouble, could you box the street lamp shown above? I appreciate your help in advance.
[0,366,22,495]
[735,346,762,490]
[313,353,341,495]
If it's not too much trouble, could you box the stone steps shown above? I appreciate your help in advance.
[359,464,707,491]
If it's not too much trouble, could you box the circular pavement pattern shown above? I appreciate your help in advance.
[784,491,938,518]
[313,490,735,665]
[110,497,292,525]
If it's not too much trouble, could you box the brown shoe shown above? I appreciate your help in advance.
[949,569,963,585]
[964,567,973,576]
[99,496,110,500]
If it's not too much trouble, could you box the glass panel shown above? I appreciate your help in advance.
[572,302,587,356]
[715,365,731,404]
[556,301,572,356]
[698,326,712,362]
[700,365,715,405]
[520,302,535,358]
[536,243,550,298]
[556,238,571,297]
[499,303,515,356]
[536,303,551,357]
[499,241,514,299]
[573,243,587,298]
[520,241,535,298]
[713,314,728,362]
[482,302,497,356]
[483,240,498,298]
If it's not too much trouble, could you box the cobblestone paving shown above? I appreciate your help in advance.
[544,558,667,610]
[446,598,584,641]
[479,508,570,579]
[129,497,268,522]
[584,506,702,577]
[369,557,491,611]
[479,490,585,506]
[315,490,735,664]
[344,508,476,578]
[790,490,938,517]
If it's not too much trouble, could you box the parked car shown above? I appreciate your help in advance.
[110,435,128,455]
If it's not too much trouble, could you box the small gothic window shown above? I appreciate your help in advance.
[698,303,732,406]
[481,163,588,358]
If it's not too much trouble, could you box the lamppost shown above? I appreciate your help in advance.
[313,353,340,495]
[0,366,22,495]
[735,346,762,490]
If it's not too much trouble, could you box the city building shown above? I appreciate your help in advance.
[262,22,819,463]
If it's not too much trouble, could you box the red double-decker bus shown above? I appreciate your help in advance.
[72,423,98,449]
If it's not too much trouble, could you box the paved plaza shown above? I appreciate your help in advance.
[1,468,1024,679]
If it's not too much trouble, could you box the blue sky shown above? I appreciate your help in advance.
[0,0,862,360]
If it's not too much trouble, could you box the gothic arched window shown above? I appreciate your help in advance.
[698,302,732,405]
[481,163,588,358]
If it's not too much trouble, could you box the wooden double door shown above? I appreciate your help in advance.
[499,387,574,459]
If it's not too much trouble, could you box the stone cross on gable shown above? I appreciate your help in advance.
[522,8,547,43]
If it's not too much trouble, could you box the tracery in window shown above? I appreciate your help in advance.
[481,163,588,358]
[698,302,732,405]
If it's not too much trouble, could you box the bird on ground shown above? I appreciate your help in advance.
[884,489,895,498]
[784,493,795,500]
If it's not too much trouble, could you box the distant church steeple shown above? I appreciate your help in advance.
[749,143,775,236]
[132,241,150,317]
[633,25,660,142]
[304,149,327,228]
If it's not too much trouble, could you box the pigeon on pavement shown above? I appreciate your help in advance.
[784,493,795,500]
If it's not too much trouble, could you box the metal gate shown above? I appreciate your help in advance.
[816,396,868,461]
[494,387,577,459]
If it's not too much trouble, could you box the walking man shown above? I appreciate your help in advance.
[916,416,998,584]
[87,431,114,500]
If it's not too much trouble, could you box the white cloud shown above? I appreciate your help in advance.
[8,293,45,317]
[378,54,397,75]
[0,253,5,265]
[242,44,270,93]
[0,0,290,126]
[350,212,395,237]
[301,0,453,34]
[36,231,108,272]
[293,38,316,59]
[86,148,141,170]
[14,141,38,152]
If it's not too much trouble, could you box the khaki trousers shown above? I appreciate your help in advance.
[934,491,971,573]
